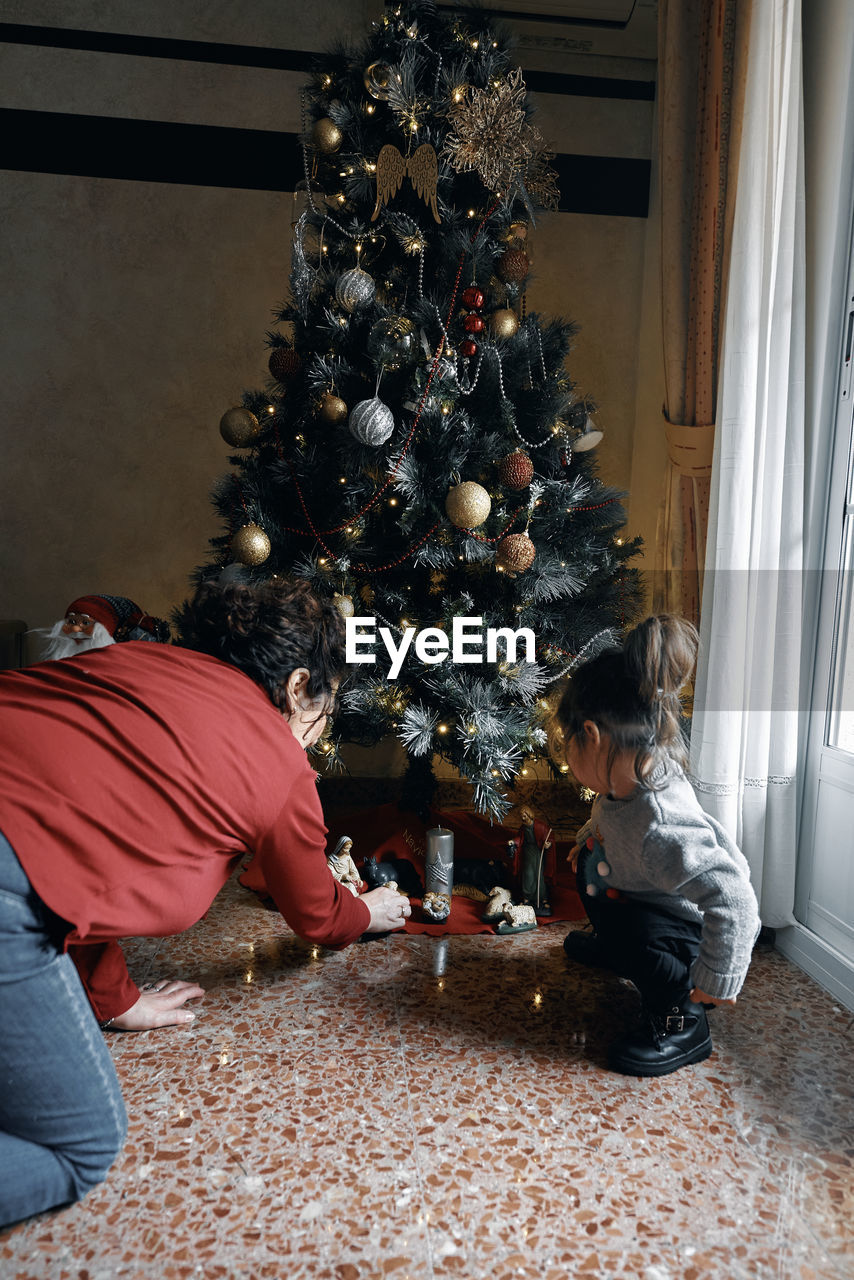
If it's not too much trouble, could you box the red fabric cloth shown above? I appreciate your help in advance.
[0,644,369,1022]
[316,804,584,934]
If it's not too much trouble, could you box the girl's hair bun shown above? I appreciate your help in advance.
[554,613,699,790]
[624,614,699,707]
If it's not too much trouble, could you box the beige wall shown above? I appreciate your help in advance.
[0,1,655,661]
[0,171,290,642]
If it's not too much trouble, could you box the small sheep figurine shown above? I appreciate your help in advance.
[481,885,514,923]
[496,902,537,934]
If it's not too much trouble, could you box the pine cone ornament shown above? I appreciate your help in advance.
[499,451,534,490]
[496,532,535,573]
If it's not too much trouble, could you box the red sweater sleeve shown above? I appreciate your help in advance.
[257,767,370,947]
[68,940,139,1024]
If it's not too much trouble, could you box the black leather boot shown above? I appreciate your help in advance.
[608,999,712,1077]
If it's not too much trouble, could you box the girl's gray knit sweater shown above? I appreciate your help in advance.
[576,764,761,1000]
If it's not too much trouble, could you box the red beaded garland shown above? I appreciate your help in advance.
[463,313,485,334]
[461,286,484,309]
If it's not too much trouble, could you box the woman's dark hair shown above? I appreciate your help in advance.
[175,577,346,715]
[555,614,699,789]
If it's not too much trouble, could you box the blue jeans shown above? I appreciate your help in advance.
[0,831,127,1228]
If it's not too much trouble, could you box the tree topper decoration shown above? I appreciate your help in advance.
[443,67,557,202]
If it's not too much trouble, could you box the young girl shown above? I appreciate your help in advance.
[555,614,760,1077]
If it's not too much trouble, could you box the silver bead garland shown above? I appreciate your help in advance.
[550,627,621,681]
[456,346,570,452]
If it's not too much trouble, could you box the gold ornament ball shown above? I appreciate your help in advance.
[232,523,271,566]
[333,592,355,617]
[312,117,343,153]
[445,481,491,529]
[496,532,536,574]
[499,450,534,490]
[219,406,260,448]
[508,220,529,241]
[318,392,348,424]
[489,308,520,339]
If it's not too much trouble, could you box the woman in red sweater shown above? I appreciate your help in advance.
[0,578,407,1227]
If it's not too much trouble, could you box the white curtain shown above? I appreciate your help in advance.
[689,0,805,927]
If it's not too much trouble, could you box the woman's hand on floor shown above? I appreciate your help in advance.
[111,979,206,1030]
[362,885,411,932]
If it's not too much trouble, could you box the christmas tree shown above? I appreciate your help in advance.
[186,0,641,820]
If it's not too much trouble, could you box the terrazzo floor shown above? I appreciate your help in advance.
[2,853,853,1278]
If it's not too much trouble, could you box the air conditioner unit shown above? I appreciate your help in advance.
[464,1,637,19]
[435,1,658,63]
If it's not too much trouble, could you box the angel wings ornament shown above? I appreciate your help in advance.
[371,143,440,223]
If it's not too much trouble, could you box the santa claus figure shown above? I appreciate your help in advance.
[34,594,170,661]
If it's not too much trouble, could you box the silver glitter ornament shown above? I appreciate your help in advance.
[335,267,376,313]
[348,397,395,447]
